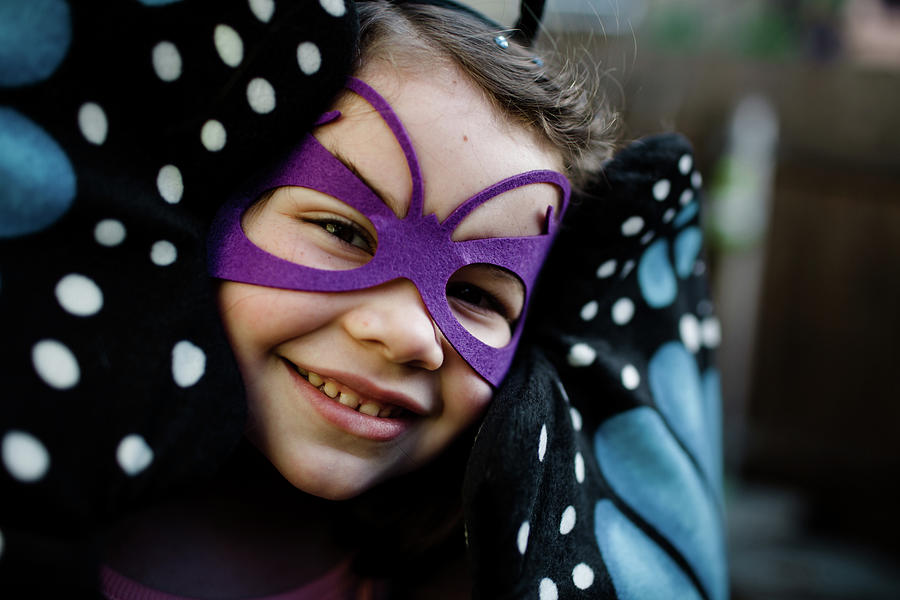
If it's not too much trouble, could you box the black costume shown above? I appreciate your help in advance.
[0,1,726,597]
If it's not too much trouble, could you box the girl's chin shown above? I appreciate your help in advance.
[269,449,398,501]
[289,472,382,501]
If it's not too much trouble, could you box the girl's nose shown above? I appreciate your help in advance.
[342,279,444,371]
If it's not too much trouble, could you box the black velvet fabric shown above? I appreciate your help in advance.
[0,0,357,594]
[465,135,727,599]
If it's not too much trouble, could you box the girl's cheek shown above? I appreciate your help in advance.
[442,359,493,419]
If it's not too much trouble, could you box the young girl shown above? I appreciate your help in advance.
[3,1,727,597]
[99,1,612,598]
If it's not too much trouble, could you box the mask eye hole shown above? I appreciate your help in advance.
[242,186,378,271]
[446,264,525,348]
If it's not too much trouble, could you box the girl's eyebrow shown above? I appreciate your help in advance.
[332,148,405,216]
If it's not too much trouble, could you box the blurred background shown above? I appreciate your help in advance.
[473,1,900,597]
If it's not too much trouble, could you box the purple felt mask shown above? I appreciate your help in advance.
[208,77,570,386]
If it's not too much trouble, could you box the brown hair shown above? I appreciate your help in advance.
[354,0,618,190]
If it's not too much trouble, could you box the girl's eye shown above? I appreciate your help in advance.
[447,282,510,321]
[310,218,375,254]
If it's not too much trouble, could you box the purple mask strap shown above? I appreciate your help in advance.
[315,110,341,125]
[441,169,571,233]
[344,77,426,217]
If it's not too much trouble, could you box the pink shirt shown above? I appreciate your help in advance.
[100,560,384,600]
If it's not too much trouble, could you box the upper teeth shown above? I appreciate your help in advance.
[297,367,396,418]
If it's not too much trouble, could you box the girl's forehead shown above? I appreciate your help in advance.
[317,65,564,237]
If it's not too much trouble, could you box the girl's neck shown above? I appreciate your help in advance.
[102,442,350,599]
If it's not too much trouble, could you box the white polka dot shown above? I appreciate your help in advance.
[569,407,582,431]
[692,171,703,188]
[620,260,635,278]
[680,188,694,205]
[157,165,183,204]
[55,274,103,317]
[652,178,670,201]
[172,340,206,387]
[517,520,530,555]
[567,343,595,367]
[560,505,576,534]
[78,102,107,145]
[680,313,701,353]
[246,77,276,114]
[200,119,227,152]
[611,297,634,325]
[248,0,275,22]
[539,578,558,600]
[572,563,595,590]
[702,316,722,348]
[116,434,154,476]
[694,260,707,276]
[214,24,243,67]
[297,41,322,75]
[150,240,177,266]
[640,230,655,245]
[152,41,181,82]
[663,207,676,223]
[556,380,570,403]
[2,431,50,483]
[679,154,693,174]
[32,339,79,390]
[538,424,548,462]
[574,452,585,483]
[319,0,346,17]
[94,219,126,247]
[580,300,598,321]
[621,364,640,390]
[621,216,644,236]
[596,259,616,278]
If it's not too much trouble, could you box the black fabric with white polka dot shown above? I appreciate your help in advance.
[0,0,357,593]
[465,134,727,600]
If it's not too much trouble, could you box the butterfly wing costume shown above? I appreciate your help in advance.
[0,1,726,597]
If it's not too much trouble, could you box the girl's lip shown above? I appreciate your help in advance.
[282,360,415,442]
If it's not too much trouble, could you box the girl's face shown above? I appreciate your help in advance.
[218,61,563,500]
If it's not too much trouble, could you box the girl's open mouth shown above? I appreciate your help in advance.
[286,360,410,420]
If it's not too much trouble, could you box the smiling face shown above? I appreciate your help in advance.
[218,61,563,499]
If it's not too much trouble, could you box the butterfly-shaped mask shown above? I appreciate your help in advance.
[208,78,570,385]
